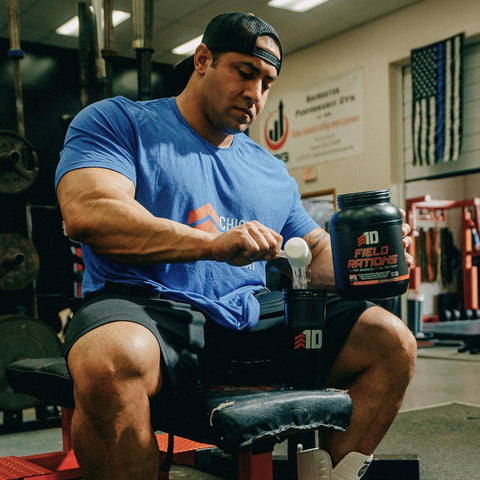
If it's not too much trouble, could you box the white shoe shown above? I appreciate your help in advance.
[297,445,333,480]
[332,452,373,480]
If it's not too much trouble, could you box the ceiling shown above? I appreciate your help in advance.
[0,0,423,66]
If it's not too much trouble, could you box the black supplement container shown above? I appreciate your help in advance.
[329,190,409,300]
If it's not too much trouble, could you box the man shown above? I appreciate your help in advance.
[55,12,416,480]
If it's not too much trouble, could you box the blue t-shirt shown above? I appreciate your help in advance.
[55,96,318,330]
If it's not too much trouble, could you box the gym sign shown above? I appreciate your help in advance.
[260,68,364,166]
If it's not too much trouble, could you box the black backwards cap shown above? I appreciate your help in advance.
[174,12,283,76]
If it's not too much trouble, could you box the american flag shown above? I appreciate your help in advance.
[411,33,464,166]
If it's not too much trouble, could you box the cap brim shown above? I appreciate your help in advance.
[173,54,195,75]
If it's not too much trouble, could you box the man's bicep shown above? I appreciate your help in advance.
[57,167,137,238]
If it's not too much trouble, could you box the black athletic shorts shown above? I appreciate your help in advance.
[64,282,374,392]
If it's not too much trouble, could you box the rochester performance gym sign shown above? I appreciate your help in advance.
[259,68,364,166]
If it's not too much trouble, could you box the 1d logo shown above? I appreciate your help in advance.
[263,99,289,151]
[294,329,322,350]
[357,230,379,246]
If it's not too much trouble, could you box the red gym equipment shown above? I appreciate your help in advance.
[406,196,480,312]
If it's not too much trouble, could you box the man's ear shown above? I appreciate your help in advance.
[193,43,212,74]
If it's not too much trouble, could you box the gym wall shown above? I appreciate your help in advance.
[249,0,480,208]
[0,37,179,330]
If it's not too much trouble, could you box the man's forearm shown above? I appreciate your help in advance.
[303,228,336,291]
[57,168,216,265]
[62,197,214,265]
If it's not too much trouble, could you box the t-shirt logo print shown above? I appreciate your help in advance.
[188,203,221,233]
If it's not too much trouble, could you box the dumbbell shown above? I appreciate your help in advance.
[452,309,462,321]
[441,309,453,322]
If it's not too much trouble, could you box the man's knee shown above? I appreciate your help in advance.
[329,305,416,385]
[358,305,417,373]
[67,321,163,403]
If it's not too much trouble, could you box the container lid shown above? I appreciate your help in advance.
[282,288,327,301]
[337,189,390,209]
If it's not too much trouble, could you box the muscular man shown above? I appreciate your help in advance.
[55,12,416,480]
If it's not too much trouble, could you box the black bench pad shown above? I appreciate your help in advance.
[6,357,74,408]
[6,358,352,453]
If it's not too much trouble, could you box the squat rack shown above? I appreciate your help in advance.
[406,195,480,311]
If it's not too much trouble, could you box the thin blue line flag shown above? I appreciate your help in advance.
[411,33,464,166]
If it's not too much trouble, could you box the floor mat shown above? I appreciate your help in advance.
[417,345,480,362]
[374,402,480,480]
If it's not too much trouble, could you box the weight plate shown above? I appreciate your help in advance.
[0,233,40,290]
[0,130,39,194]
[0,315,63,411]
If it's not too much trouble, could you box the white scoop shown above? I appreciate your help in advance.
[284,237,312,268]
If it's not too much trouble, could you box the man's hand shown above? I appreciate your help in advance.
[208,221,283,266]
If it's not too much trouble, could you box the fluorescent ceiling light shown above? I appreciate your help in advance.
[172,34,203,56]
[268,0,331,13]
[56,10,131,36]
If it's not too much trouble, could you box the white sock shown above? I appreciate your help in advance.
[332,452,373,480]
[297,445,333,480]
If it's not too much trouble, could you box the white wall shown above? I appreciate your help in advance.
[250,0,480,207]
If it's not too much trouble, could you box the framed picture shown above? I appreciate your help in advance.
[302,189,337,231]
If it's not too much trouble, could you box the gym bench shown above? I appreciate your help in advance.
[3,357,353,480]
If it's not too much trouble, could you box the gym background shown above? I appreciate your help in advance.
[0,37,181,332]
[1,1,480,479]
[1,0,480,333]
[1,0,480,335]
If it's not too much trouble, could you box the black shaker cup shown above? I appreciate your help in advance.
[283,288,327,388]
